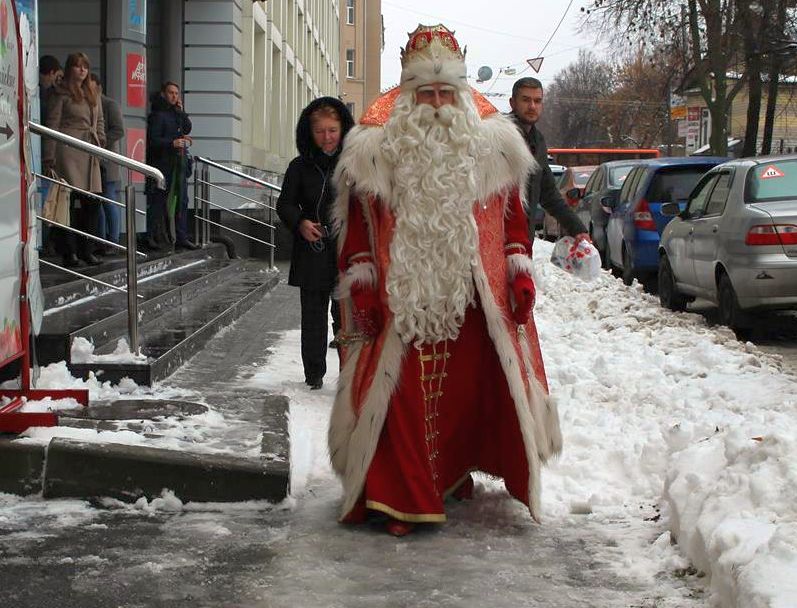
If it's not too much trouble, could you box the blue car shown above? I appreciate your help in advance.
[605,157,728,285]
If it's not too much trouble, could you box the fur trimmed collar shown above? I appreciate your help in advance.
[333,112,538,215]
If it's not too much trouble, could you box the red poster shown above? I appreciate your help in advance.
[126,52,146,108]
[126,127,146,183]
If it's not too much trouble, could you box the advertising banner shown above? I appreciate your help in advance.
[126,126,145,183]
[126,52,146,108]
[0,0,23,365]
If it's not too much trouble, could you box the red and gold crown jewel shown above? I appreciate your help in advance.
[399,23,468,91]
[400,24,465,67]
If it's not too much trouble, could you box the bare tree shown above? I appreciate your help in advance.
[538,49,614,147]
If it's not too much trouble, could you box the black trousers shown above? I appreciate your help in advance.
[54,195,101,259]
[299,288,341,383]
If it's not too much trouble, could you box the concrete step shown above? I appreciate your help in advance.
[67,262,280,385]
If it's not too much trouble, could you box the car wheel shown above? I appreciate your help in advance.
[658,255,687,312]
[622,245,635,286]
[718,273,751,332]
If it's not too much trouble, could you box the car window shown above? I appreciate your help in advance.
[647,166,714,202]
[685,174,719,218]
[704,172,733,216]
[619,167,641,203]
[608,165,633,188]
[584,168,600,194]
[631,168,648,202]
[746,159,797,202]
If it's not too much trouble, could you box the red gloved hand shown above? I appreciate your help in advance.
[574,232,592,245]
[511,274,536,325]
[351,285,382,336]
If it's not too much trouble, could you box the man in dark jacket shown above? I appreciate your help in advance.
[145,81,197,250]
[509,77,588,243]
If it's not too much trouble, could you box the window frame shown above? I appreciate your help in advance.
[346,0,355,25]
[346,48,355,78]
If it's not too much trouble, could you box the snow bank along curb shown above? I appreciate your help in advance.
[665,429,797,608]
[0,435,288,503]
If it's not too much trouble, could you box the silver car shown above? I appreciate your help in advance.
[658,155,797,330]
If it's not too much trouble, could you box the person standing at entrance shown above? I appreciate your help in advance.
[276,97,355,390]
[508,77,589,243]
[145,81,197,250]
[90,73,125,252]
[43,52,106,267]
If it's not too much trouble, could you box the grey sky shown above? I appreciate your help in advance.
[379,0,602,112]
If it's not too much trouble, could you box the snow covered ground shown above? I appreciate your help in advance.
[2,239,796,606]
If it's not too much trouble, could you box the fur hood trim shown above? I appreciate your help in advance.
[332,112,537,231]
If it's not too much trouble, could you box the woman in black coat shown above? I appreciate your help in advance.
[277,97,355,389]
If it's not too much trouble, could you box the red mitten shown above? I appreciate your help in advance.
[511,274,536,325]
[351,285,382,336]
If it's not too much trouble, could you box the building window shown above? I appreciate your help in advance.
[346,0,355,25]
[346,49,355,78]
[346,102,355,117]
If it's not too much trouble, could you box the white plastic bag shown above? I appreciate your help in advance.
[550,236,602,282]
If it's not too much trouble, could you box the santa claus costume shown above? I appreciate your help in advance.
[329,25,562,534]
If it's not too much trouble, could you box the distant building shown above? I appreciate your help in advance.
[339,0,383,122]
[679,75,797,156]
[37,0,340,177]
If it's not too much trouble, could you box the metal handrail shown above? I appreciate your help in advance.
[29,121,165,188]
[31,121,165,356]
[195,196,276,229]
[195,156,281,192]
[197,179,277,211]
[39,260,144,299]
[196,216,275,247]
[37,216,147,258]
[35,172,146,216]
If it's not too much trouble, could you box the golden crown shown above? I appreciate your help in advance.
[400,24,465,67]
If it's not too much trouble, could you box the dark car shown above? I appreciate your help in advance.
[577,160,639,265]
[605,157,728,285]
[532,164,566,231]
[542,165,597,241]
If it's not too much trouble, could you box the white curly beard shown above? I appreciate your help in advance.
[382,92,488,346]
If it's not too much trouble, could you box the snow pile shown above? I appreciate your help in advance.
[70,337,149,364]
[18,396,82,413]
[666,429,797,607]
[533,238,797,607]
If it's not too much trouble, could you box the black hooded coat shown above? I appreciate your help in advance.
[277,97,355,290]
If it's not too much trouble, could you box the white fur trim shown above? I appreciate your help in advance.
[471,219,558,523]
[476,113,538,205]
[333,125,394,208]
[335,261,377,299]
[336,329,407,520]
[400,36,468,93]
[506,253,535,282]
[333,110,537,215]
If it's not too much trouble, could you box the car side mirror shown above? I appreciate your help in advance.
[566,187,580,200]
[661,202,681,217]
[601,195,617,209]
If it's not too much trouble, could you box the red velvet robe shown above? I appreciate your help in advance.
[327,89,562,524]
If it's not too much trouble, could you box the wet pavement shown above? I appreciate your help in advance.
[0,271,708,608]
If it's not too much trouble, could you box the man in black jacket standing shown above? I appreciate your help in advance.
[509,77,589,243]
[145,81,197,250]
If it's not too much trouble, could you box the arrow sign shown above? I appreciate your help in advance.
[0,123,13,141]
[527,57,544,73]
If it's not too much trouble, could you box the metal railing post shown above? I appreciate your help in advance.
[269,191,275,269]
[203,164,210,246]
[193,163,200,245]
[125,184,140,356]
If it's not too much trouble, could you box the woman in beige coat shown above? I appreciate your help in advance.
[43,52,106,267]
